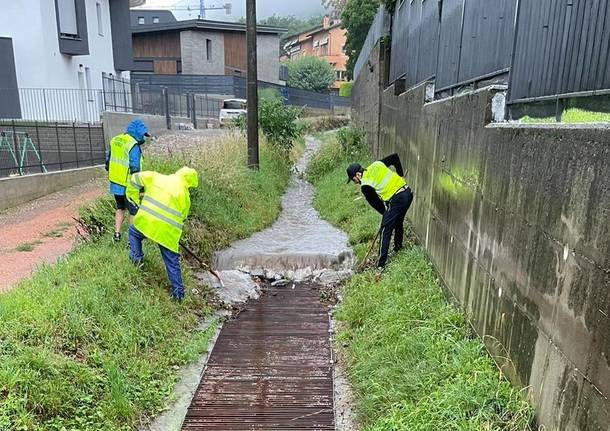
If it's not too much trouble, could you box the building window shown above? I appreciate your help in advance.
[138,16,145,25]
[57,0,79,37]
[206,38,212,61]
[153,16,159,24]
[85,67,94,101]
[320,44,329,56]
[336,70,346,81]
[96,2,103,36]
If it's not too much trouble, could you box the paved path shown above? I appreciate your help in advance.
[0,180,103,292]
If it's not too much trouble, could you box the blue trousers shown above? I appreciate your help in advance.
[128,225,185,300]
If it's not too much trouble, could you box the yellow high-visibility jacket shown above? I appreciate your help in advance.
[127,167,199,253]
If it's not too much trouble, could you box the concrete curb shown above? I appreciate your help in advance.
[0,166,104,212]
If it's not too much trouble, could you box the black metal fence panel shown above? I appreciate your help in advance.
[389,0,441,87]
[0,120,105,178]
[509,0,610,102]
[102,73,133,113]
[454,0,516,89]
[355,7,391,81]
[435,0,464,90]
[130,73,350,111]
[130,73,237,96]
[389,0,516,91]
[389,3,409,83]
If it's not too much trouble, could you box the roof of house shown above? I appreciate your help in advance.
[306,21,342,37]
[132,18,287,35]
[282,20,343,47]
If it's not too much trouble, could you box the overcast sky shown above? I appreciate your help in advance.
[138,0,327,21]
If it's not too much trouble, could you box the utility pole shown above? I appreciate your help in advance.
[199,0,206,19]
[246,0,259,169]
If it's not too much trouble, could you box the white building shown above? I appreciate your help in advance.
[0,0,142,122]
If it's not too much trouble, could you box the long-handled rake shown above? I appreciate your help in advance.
[179,241,225,287]
[357,222,383,272]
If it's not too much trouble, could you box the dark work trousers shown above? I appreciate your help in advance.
[378,187,413,268]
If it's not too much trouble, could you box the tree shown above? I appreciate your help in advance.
[341,0,379,79]
[260,14,324,38]
[322,0,348,16]
[285,56,335,92]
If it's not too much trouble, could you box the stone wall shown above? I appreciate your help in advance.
[353,42,610,430]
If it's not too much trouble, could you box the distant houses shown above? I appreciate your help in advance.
[282,17,349,90]
[129,10,286,84]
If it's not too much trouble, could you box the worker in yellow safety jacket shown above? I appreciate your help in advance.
[105,119,150,242]
[126,167,199,300]
[346,154,413,269]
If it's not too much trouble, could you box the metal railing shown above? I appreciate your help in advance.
[0,120,105,178]
[0,88,105,124]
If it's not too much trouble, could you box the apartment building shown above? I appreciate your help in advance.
[0,0,139,120]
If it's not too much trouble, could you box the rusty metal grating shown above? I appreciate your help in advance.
[182,284,335,430]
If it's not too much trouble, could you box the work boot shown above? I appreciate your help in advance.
[113,232,121,243]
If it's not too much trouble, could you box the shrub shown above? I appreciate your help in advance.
[258,87,282,102]
[336,126,367,157]
[285,56,336,92]
[258,99,303,152]
[339,81,353,97]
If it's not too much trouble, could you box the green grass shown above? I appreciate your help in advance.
[15,240,43,252]
[43,229,64,238]
[520,108,610,124]
[0,136,292,430]
[308,132,534,430]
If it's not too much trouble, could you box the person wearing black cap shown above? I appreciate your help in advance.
[346,153,413,269]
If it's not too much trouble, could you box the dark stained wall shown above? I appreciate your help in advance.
[109,0,133,71]
[0,38,21,119]
[354,41,610,431]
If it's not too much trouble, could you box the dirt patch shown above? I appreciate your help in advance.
[0,179,104,292]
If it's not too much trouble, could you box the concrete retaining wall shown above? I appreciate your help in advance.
[0,166,104,211]
[353,42,610,430]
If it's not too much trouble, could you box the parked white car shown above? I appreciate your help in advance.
[219,98,247,126]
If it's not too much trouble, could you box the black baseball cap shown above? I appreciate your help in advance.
[346,163,363,184]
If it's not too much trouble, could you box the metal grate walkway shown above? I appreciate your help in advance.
[182,284,335,430]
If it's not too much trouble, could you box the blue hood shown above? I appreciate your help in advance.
[126,119,148,142]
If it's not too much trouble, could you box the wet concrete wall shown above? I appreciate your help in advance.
[353,43,610,430]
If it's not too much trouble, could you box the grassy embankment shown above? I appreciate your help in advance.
[307,131,534,430]
[0,133,292,430]
[520,107,610,123]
